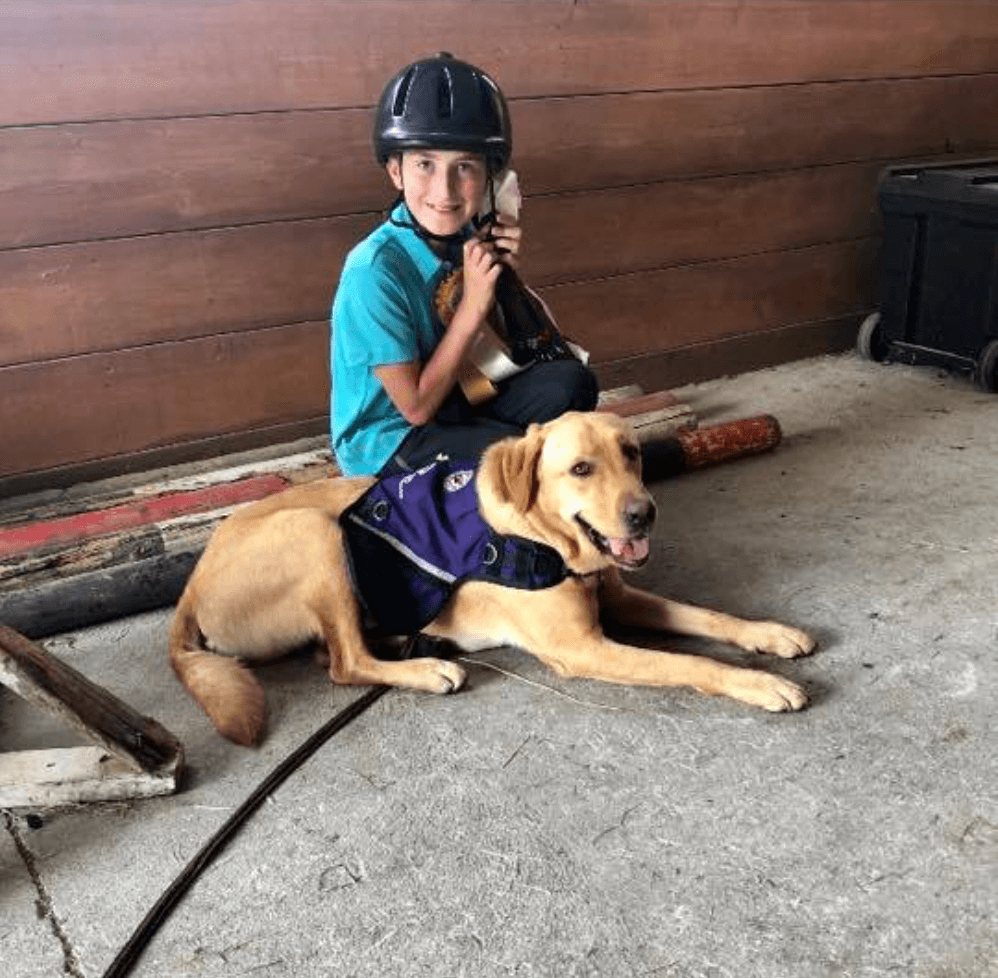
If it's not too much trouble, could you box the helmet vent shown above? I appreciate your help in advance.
[479,81,496,125]
[392,69,413,118]
[437,67,454,120]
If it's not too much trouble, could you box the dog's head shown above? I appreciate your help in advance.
[478,411,656,574]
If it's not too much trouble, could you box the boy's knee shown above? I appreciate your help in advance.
[566,361,600,411]
[491,359,599,427]
[542,360,599,415]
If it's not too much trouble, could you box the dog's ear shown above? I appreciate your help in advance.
[482,424,545,514]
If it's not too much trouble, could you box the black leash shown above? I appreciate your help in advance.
[101,682,391,978]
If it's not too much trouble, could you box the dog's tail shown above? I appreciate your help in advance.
[169,596,266,746]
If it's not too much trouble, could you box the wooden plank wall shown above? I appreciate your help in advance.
[3,1,998,493]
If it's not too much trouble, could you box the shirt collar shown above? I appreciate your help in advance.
[390,202,472,279]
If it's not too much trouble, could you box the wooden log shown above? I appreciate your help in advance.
[0,624,183,806]
[0,550,201,641]
[0,446,338,638]
[641,415,783,480]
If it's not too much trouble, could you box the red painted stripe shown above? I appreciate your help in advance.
[0,474,289,558]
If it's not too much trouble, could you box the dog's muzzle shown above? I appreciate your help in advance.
[576,496,656,569]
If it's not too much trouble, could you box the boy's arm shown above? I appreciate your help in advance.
[376,236,503,426]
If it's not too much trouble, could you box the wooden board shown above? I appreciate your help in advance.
[0,110,378,248]
[1,165,879,365]
[0,746,180,808]
[542,238,878,362]
[594,314,864,393]
[515,74,998,198]
[525,163,883,287]
[0,475,287,558]
[0,218,370,367]
[0,239,872,481]
[2,2,997,124]
[0,322,330,477]
[0,418,329,501]
[0,624,183,805]
[4,74,998,250]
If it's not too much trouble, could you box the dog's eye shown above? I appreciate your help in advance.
[622,443,640,463]
[571,461,593,477]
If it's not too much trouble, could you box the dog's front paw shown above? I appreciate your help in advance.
[408,658,467,695]
[725,670,809,712]
[741,622,816,659]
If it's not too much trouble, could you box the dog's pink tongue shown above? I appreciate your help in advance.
[609,536,649,562]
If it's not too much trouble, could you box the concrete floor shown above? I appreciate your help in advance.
[1,352,995,978]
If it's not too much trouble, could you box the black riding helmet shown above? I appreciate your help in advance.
[373,53,512,173]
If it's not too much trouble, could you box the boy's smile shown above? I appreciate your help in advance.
[388,149,488,238]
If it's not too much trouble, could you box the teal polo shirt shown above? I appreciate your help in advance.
[330,205,452,476]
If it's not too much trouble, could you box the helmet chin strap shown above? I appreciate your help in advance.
[474,166,500,235]
[387,165,499,257]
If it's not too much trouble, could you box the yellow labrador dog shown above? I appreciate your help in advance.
[170,412,815,745]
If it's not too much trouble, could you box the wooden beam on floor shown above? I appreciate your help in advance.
[0,623,183,807]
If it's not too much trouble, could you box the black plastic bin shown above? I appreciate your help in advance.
[858,157,998,390]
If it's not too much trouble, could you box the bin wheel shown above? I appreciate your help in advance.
[974,340,998,392]
[856,312,888,362]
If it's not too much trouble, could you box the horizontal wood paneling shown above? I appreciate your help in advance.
[2,2,997,125]
[0,166,878,366]
[526,164,882,287]
[0,422,328,500]
[0,322,329,478]
[3,0,998,488]
[543,240,877,362]
[0,216,374,367]
[594,315,863,394]
[0,315,863,497]
[7,74,998,250]
[517,74,998,197]
[0,111,376,248]
[1,241,873,480]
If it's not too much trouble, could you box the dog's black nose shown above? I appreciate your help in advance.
[624,498,656,536]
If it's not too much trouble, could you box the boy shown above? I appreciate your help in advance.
[330,53,598,477]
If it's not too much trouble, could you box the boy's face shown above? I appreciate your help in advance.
[387,149,488,238]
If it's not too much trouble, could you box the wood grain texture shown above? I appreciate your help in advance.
[0,216,374,366]
[0,622,182,773]
[592,315,863,393]
[525,163,883,287]
[5,74,998,249]
[0,166,878,366]
[0,110,380,248]
[1,240,872,479]
[0,321,329,477]
[0,421,328,499]
[542,239,878,362]
[2,2,997,125]
[0,316,859,496]
[515,74,998,197]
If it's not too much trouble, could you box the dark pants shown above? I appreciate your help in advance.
[380,358,599,475]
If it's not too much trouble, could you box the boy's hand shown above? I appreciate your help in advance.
[460,234,503,323]
[489,213,522,269]
[457,214,523,326]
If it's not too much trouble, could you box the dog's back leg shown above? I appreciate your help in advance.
[169,594,267,746]
[308,528,466,694]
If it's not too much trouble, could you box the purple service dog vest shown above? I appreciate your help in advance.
[340,460,568,635]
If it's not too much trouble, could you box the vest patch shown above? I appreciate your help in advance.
[341,460,568,635]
